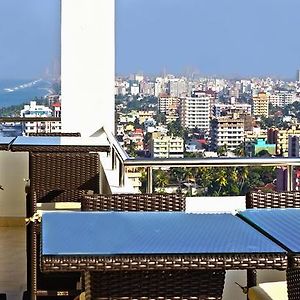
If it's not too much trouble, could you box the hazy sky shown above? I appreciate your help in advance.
[116,0,300,79]
[1,1,299,80]
[0,0,60,80]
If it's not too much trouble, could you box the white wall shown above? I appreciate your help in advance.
[61,0,115,136]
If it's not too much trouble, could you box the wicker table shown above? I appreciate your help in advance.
[40,211,287,300]
[10,136,110,152]
[0,137,16,150]
[239,208,300,300]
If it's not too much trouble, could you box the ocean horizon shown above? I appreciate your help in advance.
[0,78,53,108]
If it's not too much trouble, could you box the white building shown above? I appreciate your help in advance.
[149,133,184,158]
[154,77,165,97]
[269,91,297,107]
[20,101,61,135]
[158,95,180,123]
[211,115,245,152]
[180,91,211,130]
[130,83,140,95]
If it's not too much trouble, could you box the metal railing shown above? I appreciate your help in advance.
[104,127,300,193]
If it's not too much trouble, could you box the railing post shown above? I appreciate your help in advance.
[111,147,116,170]
[119,159,125,187]
[287,165,294,191]
[146,166,153,193]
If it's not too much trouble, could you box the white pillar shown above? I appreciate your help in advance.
[61,0,115,136]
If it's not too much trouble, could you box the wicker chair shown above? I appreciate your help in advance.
[246,190,300,209]
[246,190,300,300]
[28,152,100,299]
[81,193,225,300]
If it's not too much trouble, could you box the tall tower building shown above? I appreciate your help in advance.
[180,91,211,130]
[210,114,244,152]
[252,92,269,118]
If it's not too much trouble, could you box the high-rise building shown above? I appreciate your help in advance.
[269,91,296,107]
[252,92,269,117]
[210,114,244,152]
[158,95,180,123]
[180,91,211,130]
[297,69,300,82]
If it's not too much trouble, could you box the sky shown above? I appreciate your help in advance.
[116,0,300,79]
[0,0,60,80]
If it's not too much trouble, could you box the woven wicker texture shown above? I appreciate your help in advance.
[30,152,100,194]
[41,253,287,272]
[81,193,186,212]
[287,268,300,300]
[28,132,81,136]
[246,191,300,209]
[33,190,84,204]
[0,144,8,150]
[84,270,225,300]
[29,152,100,297]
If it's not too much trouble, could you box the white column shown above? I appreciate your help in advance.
[61,0,115,136]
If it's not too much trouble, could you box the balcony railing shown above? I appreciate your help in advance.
[2,117,300,194]
[105,127,300,193]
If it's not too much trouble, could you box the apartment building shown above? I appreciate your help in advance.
[268,126,300,156]
[158,95,180,123]
[269,91,296,107]
[213,103,252,118]
[149,133,184,158]
[180,91,211,130]
[252,92,269,117]
[20,101,61,135]
[210,114,245,152]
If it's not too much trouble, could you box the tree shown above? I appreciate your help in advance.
[126,141,137,157]
[154,169,170,192]
[217,144,228,157]
[234,142,246,157]
[215,168,228,195]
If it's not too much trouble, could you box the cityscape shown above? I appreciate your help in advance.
[2,1,300,299]
[2,69,300,196]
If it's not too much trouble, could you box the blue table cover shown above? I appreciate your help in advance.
[12,136,109,147]
[41,211,286,256]
[0,137,15,147]
[239,208,300,253]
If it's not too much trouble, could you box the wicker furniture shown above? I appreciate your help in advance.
[40,211,287,300]
[0,137,15,150]
[239,208,300,300]
[81,193,186,212]
[246,190,300,209]
[10,136,111,153]
[27,152,100,300]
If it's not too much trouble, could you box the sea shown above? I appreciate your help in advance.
[0,79,52,108]
[0,79,53,137]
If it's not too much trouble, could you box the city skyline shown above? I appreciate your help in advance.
[116,0,300,80]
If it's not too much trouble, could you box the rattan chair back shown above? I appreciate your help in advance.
[246,190,300,208]
[81,193,185,212]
